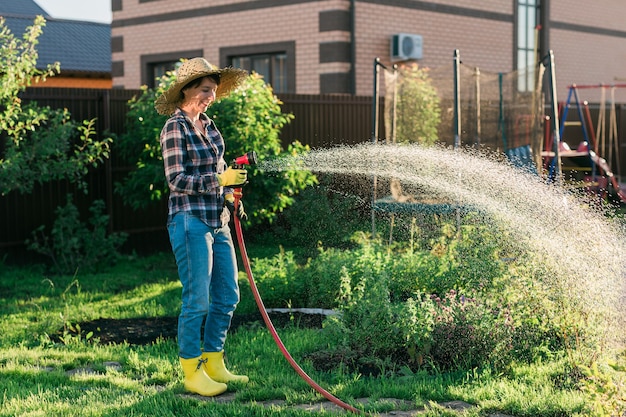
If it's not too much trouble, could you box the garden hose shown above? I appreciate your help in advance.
[232,188,364,415]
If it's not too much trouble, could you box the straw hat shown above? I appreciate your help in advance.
[154,57,248,116]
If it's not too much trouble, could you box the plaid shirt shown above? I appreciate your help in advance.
[160,109,231,228]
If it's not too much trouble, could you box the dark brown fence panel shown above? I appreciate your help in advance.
[278,94,374,148]
[19,88,142,133]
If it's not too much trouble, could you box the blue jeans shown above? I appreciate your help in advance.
[167,212,240,359]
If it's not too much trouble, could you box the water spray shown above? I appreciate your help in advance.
[230,151,364,415]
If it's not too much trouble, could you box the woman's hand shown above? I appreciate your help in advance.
[217,167,247,187]
[224,193,247,220]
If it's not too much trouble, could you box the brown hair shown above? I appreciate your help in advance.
[179,74,221,101]
[183,74,220,91]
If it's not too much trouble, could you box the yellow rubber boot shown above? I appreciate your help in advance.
[202,351,249,384]
[179,357,227,396]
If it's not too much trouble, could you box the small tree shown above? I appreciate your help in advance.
[0,16,112,195]
[394,63,441,145]
[115,68,317,225]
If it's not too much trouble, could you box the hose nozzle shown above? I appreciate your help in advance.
[232,151,257,168]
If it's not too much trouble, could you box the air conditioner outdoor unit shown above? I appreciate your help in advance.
[390,33,423,62]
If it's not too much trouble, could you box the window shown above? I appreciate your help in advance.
[231,53,289,93]
[221,42,295,94]
[517,0,541,92]
[149,61,180,87]
[140,50,202,88]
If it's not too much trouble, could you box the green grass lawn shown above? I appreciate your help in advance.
[0,250,621,416]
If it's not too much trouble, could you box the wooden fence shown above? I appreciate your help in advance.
[0,88,376,262]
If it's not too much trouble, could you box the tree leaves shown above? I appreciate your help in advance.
[0,16,112,196]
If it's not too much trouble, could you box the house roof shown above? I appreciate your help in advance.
[0,1,48,17]
[0,1,111,75]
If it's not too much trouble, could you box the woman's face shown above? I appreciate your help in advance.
[181,76,218,114]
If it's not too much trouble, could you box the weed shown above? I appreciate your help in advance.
[58,319,94,346]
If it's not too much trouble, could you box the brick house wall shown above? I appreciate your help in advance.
[111,0,626,102]
[112,0,349,94]
[352,1,514,97]
[549,0,626,102]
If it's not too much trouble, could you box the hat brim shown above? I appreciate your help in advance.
[155,66,248,116]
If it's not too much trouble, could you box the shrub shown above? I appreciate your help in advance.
[26,195,128,275]
[305,227,572,375]
[271,178,369,249]
[318,270,516,374]
[420,219,509,296]
[297,247,356,308]
[329,269,439,371]
[0,16,111,196]
[428,290,515,371]
[248,248,304,308]
[247,222,595,376]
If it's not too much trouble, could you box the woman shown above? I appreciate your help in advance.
[155,57,249,397]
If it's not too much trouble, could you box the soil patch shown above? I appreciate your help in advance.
[53,311,327,345]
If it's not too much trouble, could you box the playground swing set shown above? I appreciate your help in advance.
[370,50,625,239]
[541,82,626,203]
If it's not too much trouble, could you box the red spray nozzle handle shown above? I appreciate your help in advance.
[232,151,257,167]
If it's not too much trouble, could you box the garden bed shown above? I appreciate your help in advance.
[52,310,329,345]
